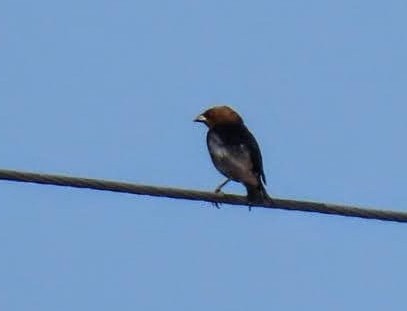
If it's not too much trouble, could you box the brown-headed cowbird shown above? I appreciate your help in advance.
[194,105,271,203]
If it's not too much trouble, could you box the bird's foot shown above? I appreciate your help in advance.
[212,189,225,208]
[212,202,221,209]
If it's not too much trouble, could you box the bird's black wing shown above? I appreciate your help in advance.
[240,125,267,185]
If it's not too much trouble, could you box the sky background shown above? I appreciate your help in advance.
[1,0,407,310]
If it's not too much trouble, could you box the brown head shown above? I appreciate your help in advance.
[194,106,243,128]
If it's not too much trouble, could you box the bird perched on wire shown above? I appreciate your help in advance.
[194,105,272,204]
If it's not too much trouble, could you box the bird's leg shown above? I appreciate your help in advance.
[214,178,231,193]
[211,178,231,209]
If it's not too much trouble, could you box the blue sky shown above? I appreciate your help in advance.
[1,0,406,310]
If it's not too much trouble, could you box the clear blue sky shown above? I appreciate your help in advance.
[1,0,406,310]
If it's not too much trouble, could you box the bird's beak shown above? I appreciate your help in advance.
[194,114,207,123]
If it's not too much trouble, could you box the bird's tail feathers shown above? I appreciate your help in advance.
[245,183,273,204]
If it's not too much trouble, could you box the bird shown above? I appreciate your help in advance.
[194,105,272,204]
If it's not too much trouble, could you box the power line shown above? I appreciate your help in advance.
[0,168,405,223]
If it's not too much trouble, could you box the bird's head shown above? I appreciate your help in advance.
[194,106,243,128]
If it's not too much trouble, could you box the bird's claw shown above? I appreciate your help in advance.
[212,189,224,208]
[212,202,221,209]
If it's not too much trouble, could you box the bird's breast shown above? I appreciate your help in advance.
[207,132,229,158]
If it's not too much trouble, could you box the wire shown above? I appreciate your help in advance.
[0,168,405,223]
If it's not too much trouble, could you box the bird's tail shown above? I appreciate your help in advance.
[245,183,273,204]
